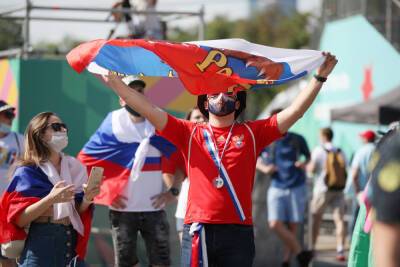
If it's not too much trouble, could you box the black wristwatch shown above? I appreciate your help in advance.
[313,74,327,83]
[169,187,180,196]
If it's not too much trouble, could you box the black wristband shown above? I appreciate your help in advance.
[169,187,180,196]
[313,74,327,83]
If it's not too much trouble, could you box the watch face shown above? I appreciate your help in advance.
[170,187,179,196]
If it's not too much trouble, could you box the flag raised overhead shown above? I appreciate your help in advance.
[67,38,324,95]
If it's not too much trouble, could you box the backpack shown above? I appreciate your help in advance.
[324,148,347,190]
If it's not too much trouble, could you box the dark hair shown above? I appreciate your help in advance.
[19,112,58,166]
[321,127,334,141]
[197,91,247,119]
[185,106,200,120]
[128,80,146,89]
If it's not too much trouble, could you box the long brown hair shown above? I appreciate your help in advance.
[19,112,57,166]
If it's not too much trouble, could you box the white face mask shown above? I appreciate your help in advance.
[0,123,11,134]
[48,132,68,152]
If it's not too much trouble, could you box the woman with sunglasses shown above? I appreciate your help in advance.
[0,112,99,267]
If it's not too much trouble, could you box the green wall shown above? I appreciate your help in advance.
[18,59,120,155]
[291,15,400,158]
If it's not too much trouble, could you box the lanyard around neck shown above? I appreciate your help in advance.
[207,121,236,171]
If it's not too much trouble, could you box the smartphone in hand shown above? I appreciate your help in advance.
[86,166,104,191]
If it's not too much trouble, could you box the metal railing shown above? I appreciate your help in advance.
[0,0,205,58]
[321,0,400,50]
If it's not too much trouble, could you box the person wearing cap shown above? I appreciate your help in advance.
[78,77,176,267]
[100,53,337,267]
[348,130,376,233]
[0,102,22,267]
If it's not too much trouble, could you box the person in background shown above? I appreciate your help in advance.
[308,127,347,261]
[257,108,311,267]
[349,130,376,233]
[0,112,98,267]
[78,77,175,267]
[0,101,24,267]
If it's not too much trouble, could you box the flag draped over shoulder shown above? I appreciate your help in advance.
[0,165,92,259]
[66,38,325,95]
[77,109,176,206]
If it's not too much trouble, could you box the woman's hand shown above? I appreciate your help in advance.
[82,182,101,202]
[46,181,75,204]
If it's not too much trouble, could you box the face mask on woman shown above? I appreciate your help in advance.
[48,132,68,152]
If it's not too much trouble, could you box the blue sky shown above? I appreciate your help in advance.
[1,0,321,44]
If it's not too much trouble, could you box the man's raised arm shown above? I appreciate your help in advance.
[102,72,168,131]
[277,52,338,134]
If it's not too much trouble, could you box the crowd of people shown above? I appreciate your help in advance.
[0,50,398,267]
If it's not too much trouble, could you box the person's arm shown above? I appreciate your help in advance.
[256,157,277,175]
[16,181,75,228]
[295,135,311,169]
[78,183,101,213]
[277,53,338,133]
[102,72,168,131]
[151,169,185,209]
[351,167,361,194]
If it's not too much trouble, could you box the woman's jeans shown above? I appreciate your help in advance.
[18,222,85,267]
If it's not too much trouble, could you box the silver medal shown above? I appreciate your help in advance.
[214,176,224,189]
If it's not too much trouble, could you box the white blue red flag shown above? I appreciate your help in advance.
[0,166,92,259]
[67,38,324,95]
[77,109,176,206]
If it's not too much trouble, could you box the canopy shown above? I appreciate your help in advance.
[330,86,400,125]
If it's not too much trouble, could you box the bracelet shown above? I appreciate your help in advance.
[313,74,327,83]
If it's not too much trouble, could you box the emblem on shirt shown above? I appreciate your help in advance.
[217,135,226,144]
[232,134,244,148]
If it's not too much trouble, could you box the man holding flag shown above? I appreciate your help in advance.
[78,77,176,267]
[97,51,337,267]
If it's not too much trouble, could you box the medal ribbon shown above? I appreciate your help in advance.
[203,123,246,221]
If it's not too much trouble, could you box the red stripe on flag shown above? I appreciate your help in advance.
[191,232,200,267]
[77,152,131,206]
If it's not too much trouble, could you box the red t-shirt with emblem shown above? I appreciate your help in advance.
[158,114,283,225]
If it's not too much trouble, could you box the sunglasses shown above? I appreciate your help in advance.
[47,122,68,132]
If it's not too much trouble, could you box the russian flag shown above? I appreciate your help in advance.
[77,109,175,206]
[66,38,325,95]
[0,166,92,259]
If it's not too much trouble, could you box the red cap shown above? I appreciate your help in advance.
[359,130,376,142]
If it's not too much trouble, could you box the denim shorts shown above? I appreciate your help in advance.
[109,210,170,267]
[267,184,307,223]
[18,222,85,267]
[181,224,255,267]
[176,218,184,232]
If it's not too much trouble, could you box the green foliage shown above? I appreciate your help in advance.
[0,19,23,50]
[170,6,312,119]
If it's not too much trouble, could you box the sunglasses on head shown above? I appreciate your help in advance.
[48,122,68,132]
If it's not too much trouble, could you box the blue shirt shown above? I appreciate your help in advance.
[351,142,375,191]
[260,132,310,189]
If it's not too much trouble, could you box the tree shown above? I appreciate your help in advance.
[0,19,23,50]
